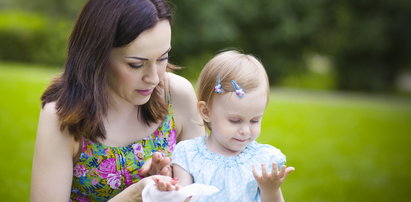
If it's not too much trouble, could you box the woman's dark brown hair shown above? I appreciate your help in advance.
[41,0,174,141]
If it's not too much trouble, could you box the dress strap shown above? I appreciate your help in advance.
[73,136,85,165]
[163,74,172,105]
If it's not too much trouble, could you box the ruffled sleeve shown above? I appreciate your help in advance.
[258,144,287,169]
[171,138,200,173]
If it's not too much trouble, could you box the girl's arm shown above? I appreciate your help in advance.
[252,163,295,202]
[173,164,193,186]
[168,73,206,142]
[154,163,193,192]
[31,102,77,201]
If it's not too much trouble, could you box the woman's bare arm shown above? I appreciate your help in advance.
[30,102,77,201]
[168,72,205,142]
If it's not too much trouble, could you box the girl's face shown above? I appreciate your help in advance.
[203,84,268,156]
[106,20,171,106]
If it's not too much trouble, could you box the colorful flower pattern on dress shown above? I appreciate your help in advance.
[70,104,176,201]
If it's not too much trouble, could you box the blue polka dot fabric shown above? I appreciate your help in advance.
[172,136,286,202]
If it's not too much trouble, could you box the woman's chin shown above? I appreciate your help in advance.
[133,96,152,106]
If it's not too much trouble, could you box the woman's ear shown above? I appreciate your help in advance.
[197,101,210,122]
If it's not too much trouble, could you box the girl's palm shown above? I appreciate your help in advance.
[252,163,295,190]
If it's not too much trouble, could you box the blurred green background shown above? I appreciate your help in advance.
[1,0,411,201]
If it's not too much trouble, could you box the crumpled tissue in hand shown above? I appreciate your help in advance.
[142,181,219,202]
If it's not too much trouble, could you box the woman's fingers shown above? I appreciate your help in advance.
[139,152,172,176]
[159,165,172,176]
[158,156,172,176]
[153,152,162,163]
[138,158,152,176]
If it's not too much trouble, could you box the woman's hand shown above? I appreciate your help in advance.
[139,152,172,177]
[107,175,155,202]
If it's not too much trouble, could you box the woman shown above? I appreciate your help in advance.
[30,0,204,201]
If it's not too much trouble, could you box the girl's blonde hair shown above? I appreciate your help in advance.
[197,50,270,130]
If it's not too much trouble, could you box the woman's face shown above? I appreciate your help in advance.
[106,20,171,106]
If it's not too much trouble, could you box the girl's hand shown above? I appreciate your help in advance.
[153,176,181,191]
[139,152,172,177]
[107,175,178,202]
[252,163,295,190]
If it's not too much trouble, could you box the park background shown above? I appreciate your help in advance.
[1,0,411,201]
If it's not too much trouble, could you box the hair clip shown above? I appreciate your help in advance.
[231,80,245,98]
[214,76,224,94]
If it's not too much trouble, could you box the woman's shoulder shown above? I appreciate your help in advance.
[40,102,59,122]
[42,101,57,112]
[166,72,205,140]
[167,72,195,97]
[38,101,79,157]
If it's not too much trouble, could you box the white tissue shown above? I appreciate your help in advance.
[142,181,219,202]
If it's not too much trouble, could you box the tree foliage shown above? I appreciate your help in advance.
[170,0,411,92]
[1,0,410,92]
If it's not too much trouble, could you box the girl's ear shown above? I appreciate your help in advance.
[197,101,210,122]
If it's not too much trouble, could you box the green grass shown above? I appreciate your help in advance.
[0,63,60,201]
[1,63,411,201]
[259,89,411,201]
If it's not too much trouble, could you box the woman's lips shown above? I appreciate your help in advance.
[136,89,154,96]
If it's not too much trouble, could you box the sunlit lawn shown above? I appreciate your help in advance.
[260,90,411,201]
[0,63,60,201]
[1,63,410,201]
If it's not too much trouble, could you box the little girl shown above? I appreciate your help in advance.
[153,50,294,202]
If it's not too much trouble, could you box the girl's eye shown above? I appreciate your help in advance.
[251,119,260,124]
[128,63,143,69]
[229,119,241,123]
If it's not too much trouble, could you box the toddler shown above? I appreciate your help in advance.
[154,50,295,202]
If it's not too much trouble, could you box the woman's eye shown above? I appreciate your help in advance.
[128,63,143,69]
[158,57,169,62]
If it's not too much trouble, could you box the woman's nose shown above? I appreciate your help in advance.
[143,64,159,85]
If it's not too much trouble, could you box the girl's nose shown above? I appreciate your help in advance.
[239,124,251,136]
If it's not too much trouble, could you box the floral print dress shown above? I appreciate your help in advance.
[70,103,177,201]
